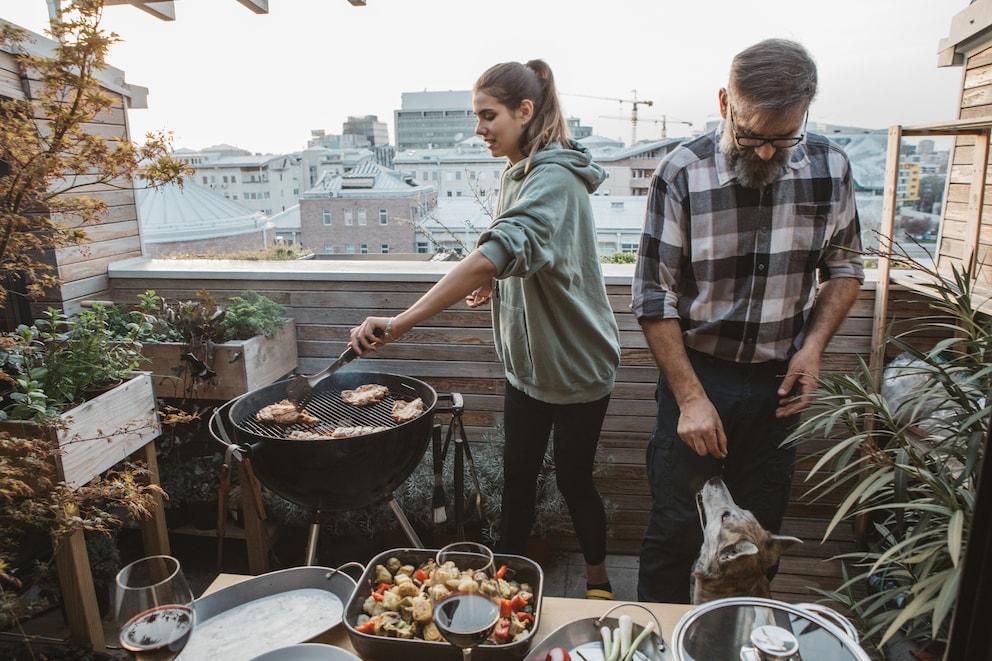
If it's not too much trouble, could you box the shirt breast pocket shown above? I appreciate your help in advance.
[788,203,830,266]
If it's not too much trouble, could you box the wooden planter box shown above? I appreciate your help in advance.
[0,373,165,649]
[0,372,160,489]
[141,319,298,400]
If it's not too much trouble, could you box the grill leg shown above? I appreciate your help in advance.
[386,495,424,548]
[305,514,321,566]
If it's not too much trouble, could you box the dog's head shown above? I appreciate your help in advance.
[691,476,801,604]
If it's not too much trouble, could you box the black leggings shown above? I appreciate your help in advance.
[496,382,611,566]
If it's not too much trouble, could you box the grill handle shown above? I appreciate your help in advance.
[209,396,252,462]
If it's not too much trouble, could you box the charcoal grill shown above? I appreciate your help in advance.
[209,370,438,564]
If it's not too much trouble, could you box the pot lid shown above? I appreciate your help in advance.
[673,597,870,661]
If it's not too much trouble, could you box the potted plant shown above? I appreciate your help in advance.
[786,245,985,659]
[0,303,150,423]
[133,289,298,400]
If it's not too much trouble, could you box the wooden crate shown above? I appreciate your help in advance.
[141,319,298,400]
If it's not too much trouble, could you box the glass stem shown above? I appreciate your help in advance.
[463,648,473,660]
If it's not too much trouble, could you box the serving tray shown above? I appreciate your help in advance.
[178,565,357,661]
[345,548,544,661]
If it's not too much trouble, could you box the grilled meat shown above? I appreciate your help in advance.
[390,397,425,423]
[341,383,390,406]
[255,400,319,425]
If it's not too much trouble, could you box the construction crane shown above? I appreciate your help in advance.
[600,114,694,139]
[563,90,654,144]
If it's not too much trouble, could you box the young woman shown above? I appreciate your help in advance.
[349,60,621,599]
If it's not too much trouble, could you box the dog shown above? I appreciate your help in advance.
[690,476,802,605]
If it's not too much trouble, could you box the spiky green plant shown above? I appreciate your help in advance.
[786,244,988,657]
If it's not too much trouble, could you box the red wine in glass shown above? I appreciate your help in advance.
[115,555,194,661]
[120,604,194,661]
[432,591,500,649]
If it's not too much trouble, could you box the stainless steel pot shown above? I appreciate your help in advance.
[672,597,870,661]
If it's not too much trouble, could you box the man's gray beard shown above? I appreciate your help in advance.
[719,129,791,189]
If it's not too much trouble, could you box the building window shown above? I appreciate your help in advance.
[379,209,388,225]
[344,208,353,226]
[360,244,369,254]
[416,242,430,254]
[324,244,334,254]
[231,175,236,183]
[346,244,355,254]
[201,176,208,185]
[222,175,229,184]
[381,244,389,253]
[358,208,367,226]
[323,209,332,226]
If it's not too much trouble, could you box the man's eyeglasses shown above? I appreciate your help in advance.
[728,107,807,149]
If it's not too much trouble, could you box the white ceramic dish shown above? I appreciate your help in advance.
[249,643,361,661]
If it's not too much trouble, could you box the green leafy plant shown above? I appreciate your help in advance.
[135,288,287,344]
[0,303,149,423]
[786,245,987,657]
[220,290,288,340]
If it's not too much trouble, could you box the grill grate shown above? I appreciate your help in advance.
[237,386,408,439]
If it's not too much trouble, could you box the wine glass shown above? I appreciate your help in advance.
[114,555,195,661]
[430,541,501,660]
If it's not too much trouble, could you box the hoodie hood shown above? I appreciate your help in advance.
[505,140,606,194]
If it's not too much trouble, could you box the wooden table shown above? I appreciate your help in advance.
[203,573,692,657]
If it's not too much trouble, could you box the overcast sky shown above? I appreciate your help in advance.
[0,0,968,155]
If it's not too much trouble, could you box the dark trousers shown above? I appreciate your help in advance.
[637,349,799,604]
[496,383,611,566]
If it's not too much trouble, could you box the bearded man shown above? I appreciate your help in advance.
[630,38,864,604]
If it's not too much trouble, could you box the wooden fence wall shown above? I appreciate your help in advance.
[109,260,940,603]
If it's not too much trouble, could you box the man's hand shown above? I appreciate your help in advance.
[678,395,728,458]
[776,348,821,418]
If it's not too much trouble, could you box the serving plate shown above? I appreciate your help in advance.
[345,547,544,660]
[178,565,357,661]
[249,643,361,661]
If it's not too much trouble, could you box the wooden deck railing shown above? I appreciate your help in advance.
[107,257,935,604]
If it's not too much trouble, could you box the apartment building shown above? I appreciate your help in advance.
[299,161,437,255]
[394,90,476,151]
[172,145,301,215]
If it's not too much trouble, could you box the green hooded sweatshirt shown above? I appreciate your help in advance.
[476,140,620,405]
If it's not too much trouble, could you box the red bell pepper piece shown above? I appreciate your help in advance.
[499,598,513,619]
[354,619,376,634]
[516,611,534,623]
[495,564,508,579]
[414,568,429,583]
[509,593,528,611]
[375,582,392,593]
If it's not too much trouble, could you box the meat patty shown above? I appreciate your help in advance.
[285,425,388,440]
[255,400,319,425]
[391,397,425,423]
[341,383,390,407]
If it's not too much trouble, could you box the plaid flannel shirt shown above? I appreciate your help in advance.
[631,127,864,363]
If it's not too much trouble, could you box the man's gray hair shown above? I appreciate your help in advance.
[729,39,818,113]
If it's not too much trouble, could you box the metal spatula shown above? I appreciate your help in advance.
[286,329,381,410]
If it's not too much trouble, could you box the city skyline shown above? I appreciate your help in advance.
[0,0,965,155]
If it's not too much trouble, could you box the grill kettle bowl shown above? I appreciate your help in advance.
[209,370,437,512]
